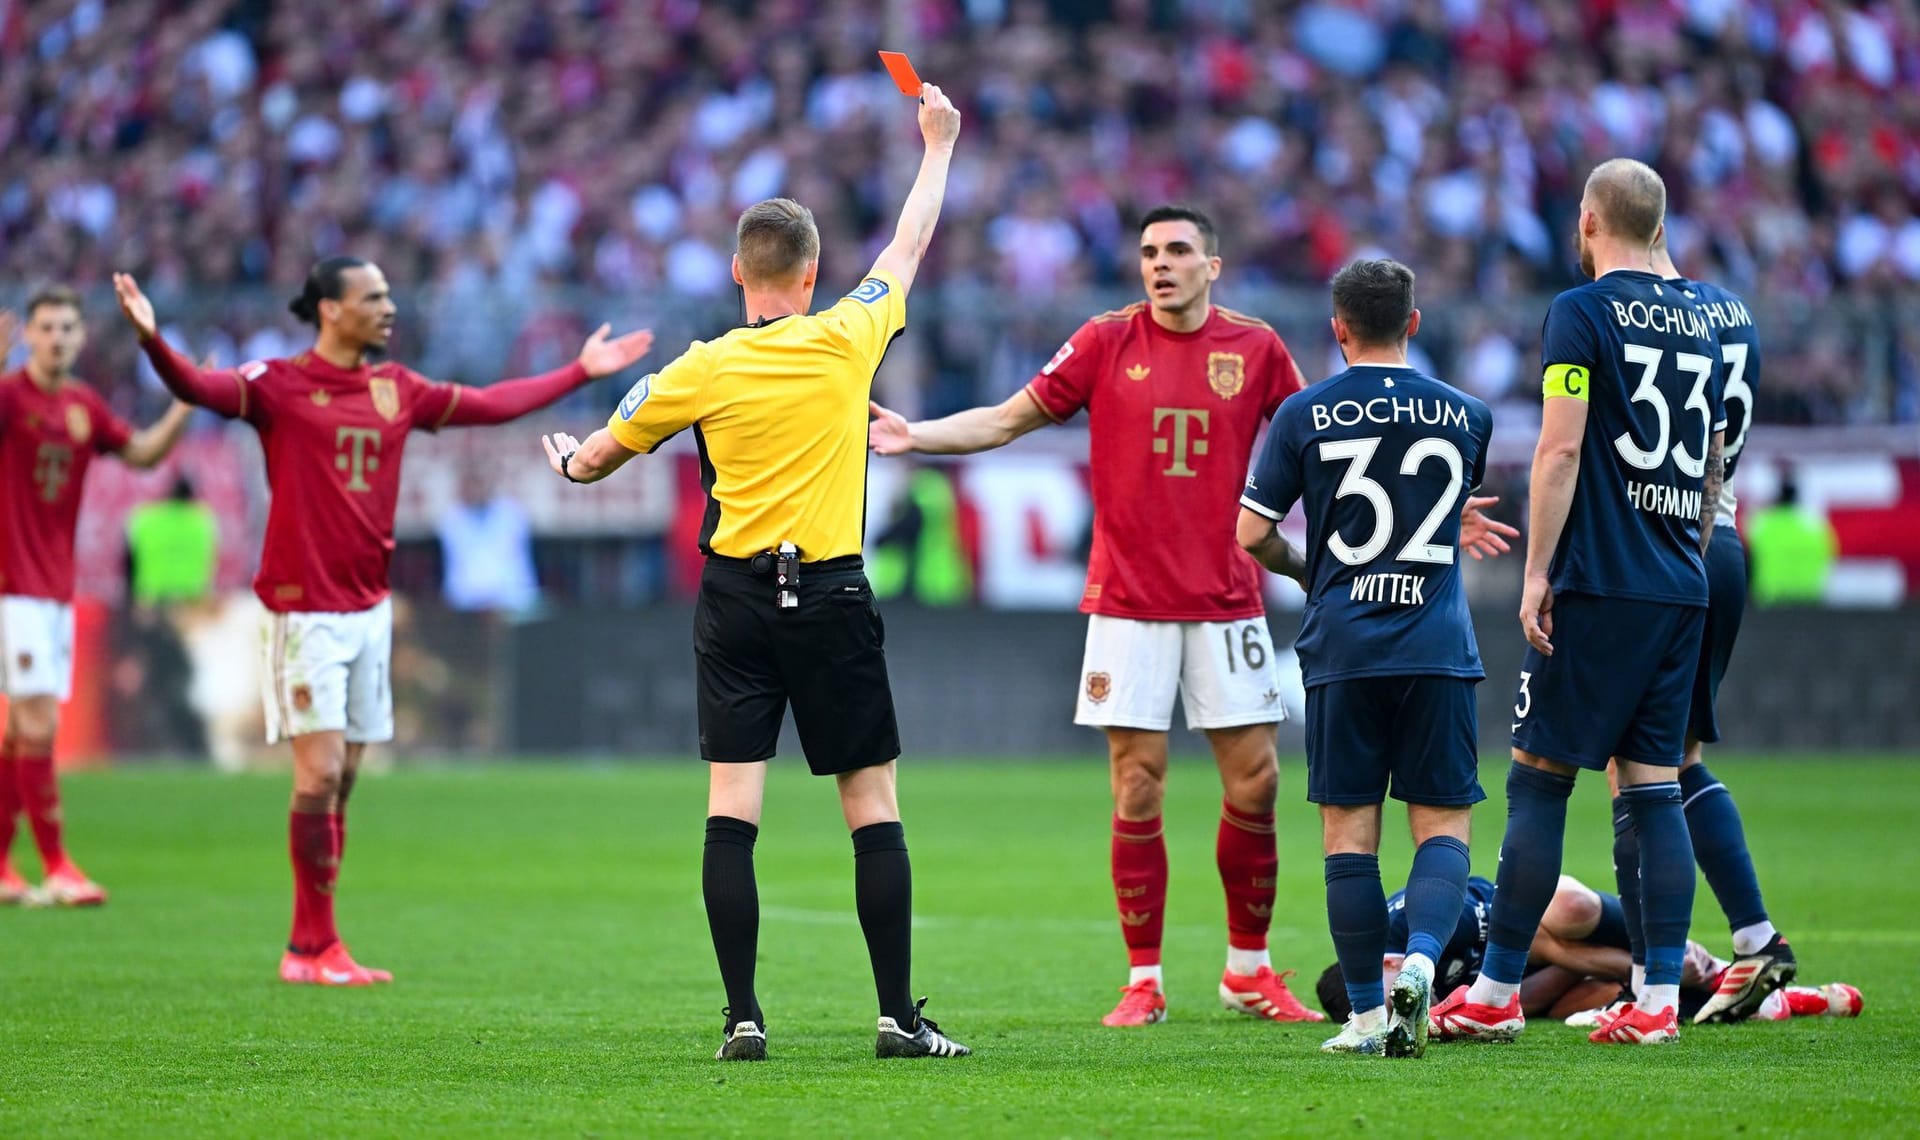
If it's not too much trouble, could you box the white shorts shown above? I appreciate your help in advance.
[1074,614,1286,732]
[260,598,394,745]
[0,596,75,701]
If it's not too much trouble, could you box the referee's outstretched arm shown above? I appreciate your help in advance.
[866,84,962,296]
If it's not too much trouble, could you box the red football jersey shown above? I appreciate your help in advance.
[226,352,463,613]
[1024,304,1305,621]
[0,370,134,602]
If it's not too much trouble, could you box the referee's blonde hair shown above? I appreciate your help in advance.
[735,198,820,286]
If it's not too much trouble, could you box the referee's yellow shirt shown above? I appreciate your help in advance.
[606,270,907,560]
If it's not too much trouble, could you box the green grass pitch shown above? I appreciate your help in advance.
[5,756,1919,1137]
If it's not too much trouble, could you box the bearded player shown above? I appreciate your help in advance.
[0,290,192,906]
[870,207,1516,1027]
[113,261,652,984]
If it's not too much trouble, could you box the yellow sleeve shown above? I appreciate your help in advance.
[817,269,907,371]
[1542,363,1592,402]
[606,344,707,453]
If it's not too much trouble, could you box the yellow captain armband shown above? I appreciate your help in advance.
[1543,363,1591,401]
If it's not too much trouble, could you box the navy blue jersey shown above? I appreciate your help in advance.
[1539,270,1722,606]
[1241,364,1492,687]
[1386,875,1494,993]
[1673,276,1759,525]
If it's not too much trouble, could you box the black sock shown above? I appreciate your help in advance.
[703,816,762,1030]
[852,821,915,1027]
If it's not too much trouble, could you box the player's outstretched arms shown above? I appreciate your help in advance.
[1236,508,1308,588]
[869,390,1047,456]
[1461,495,1519,560]
[543,428,636,485]
[117,400,194,468]
[446,325,653,427]
[115,274,251,418]
[867,85,961,296]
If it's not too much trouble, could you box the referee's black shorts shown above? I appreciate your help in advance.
[694,553,901,775]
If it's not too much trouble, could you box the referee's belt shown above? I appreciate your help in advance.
[705,552,865,576]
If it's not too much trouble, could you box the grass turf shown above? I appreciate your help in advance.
[4,756,1918,1138]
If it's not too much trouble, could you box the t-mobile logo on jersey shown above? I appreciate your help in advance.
[32,443,72,502]
[1151,407,1209,477]
[334,426,383,492]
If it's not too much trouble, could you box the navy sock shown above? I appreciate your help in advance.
[1402,836,1470,966]
[1482,762,1577,985]
[1610,797,1646,969]
[1680,763,1769,932]
[1622,781,1694,988]
[1325,853,1388,1018]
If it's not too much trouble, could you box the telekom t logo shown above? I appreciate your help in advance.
[33,444,72,502]
[1152,408,1209,477]
[335,426,383,492]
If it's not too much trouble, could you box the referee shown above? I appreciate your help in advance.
[542,86,968,1063]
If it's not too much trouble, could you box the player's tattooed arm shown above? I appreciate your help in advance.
[1698,430,1725,555]
[1236,507,1308,588]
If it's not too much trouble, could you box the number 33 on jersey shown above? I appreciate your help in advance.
[1240,364,1494,688]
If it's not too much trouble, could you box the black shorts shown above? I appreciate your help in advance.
[1688,526,1749,745]
[694,554,900,775]
[1304,676,1485,806]
[1509,592,1705,771]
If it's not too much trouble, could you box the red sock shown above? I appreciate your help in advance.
[15,741,65,871]
[1217,800,1277,953]
[1112,815,1167,968]
[0,738,19,867]
[288,811,340,955]
[1784,988,1829,1017]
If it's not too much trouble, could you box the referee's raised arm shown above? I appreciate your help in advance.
[867,84,962,296]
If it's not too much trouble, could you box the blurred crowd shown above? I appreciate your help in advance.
[3,0,1919,424]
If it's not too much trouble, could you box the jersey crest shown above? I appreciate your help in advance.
[1207,352,1245,400]
[369,377,401,422]
[64,404,90,445]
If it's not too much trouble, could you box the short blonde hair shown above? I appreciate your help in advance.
[735,198,820,285]
[1584,159,1666,245]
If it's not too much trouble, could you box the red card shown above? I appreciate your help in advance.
[878,50,923,98]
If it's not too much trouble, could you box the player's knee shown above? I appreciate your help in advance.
[1111,764,1166,817]
[292,766,343,803]
[1226,762,1279,814]
[1542,875,1600,935]
[8,698,58,744]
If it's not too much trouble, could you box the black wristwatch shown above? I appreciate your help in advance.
[561,451,581,483]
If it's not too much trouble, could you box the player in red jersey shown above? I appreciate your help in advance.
[112,260,652,984]
[0,287,192,907]
[870,206,1516,1027]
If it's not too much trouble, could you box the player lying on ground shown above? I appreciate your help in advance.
[0,291,191,907]
[1315,874,1861,1026]
[115,262,651,985]
[1602,230,1795,1029]
[873,211,1517,1030]
[1237,258,1495,1058]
